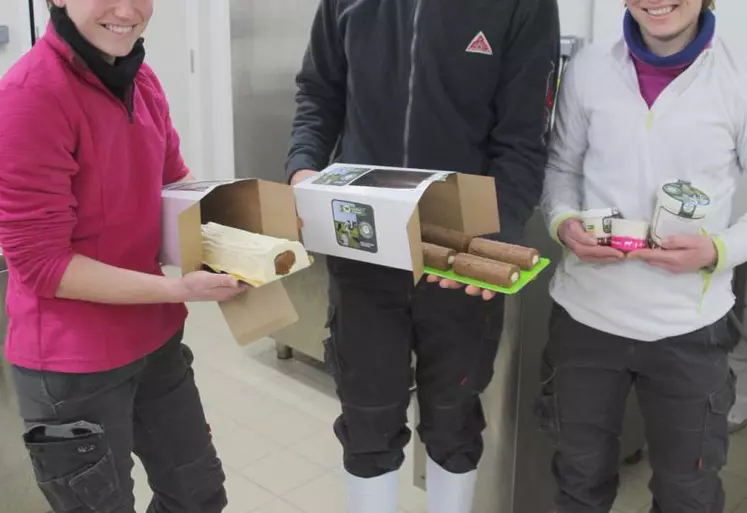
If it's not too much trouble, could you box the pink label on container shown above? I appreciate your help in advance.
[611,236,647,252]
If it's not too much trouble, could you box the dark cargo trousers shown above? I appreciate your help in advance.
[11,328,227,513]
[325,257,505,478]
[536,304,736,513]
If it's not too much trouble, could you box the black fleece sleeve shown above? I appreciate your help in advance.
[487,0,560,244]
[285,0,347,181]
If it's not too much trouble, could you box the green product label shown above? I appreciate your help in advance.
[331,200,378,253]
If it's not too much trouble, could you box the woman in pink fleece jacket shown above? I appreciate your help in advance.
[0,1,245,512]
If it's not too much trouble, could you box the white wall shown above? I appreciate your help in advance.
[193,1,235,182]
[0,0,32,76]
[142,0,198,177]
[716,1,747,53]
[143,0,234,181]
[557,0,595,40]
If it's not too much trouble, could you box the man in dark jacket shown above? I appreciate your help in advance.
[287,1,560,511]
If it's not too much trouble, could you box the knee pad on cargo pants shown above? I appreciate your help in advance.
[334,400,412,479]
[417,393,487,474]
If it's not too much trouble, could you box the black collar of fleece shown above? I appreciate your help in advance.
[50,6,145,101]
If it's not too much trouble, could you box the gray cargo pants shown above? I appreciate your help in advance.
[11,328,227,513]
[535,304,736,513]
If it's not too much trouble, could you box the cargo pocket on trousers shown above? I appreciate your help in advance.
[700,371,736,472]
[533,357,561,447]
[23,421,122,512]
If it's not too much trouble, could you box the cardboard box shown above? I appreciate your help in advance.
[293,164,500,281]
[160,179,300,345]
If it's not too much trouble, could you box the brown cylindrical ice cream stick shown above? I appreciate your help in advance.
[421,223,473,252]
[422,242,456,271]
[453,253,520,288]
[468,238,540,270]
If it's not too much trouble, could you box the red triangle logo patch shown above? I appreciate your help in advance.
[466,31,493,56]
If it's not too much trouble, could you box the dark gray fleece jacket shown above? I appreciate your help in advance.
[286,0,561,243]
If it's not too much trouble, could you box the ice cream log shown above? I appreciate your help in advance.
[467,238,540,270]
[422,242,457,271]
[421,223,473,253]
[453,253,521,288]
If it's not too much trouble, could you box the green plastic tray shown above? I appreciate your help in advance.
[424,257,551,295]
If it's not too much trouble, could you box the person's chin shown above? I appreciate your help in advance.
[646,27,685,42]
[102,42,137,58]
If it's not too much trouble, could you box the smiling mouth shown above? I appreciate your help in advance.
[102,24,136,35]
[645,5,677,16]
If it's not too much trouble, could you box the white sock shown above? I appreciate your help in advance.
[346,470,398,513]
[426,455,477,513]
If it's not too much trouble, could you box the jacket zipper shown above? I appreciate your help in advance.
[403,0,424,168]
[75,64,135,123]
[125,85,135,124]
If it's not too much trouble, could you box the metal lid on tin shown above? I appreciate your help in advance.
[658,179,711,218]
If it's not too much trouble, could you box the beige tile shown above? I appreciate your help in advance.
[290,426,344,470]
[726,429,747,479]
[252,499,304,513]
[193,367,263,407]
[212,424,283,472]
[722,470,747,513]
[285,471,348,513]
[241,449,325,496]
[734,497,747,513]
[132,458,152,511]
[251,371,326,408]
[210,383,287,430]
[203,405,242,437]
[620,457,652,483]
[613,473,651,513]
[294,390,342,424]
[223,468,275,513]
[247,401,328,446]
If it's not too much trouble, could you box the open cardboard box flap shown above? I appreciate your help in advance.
[294,164,500,282]
[409,172,500,281]
[161,179,300,345]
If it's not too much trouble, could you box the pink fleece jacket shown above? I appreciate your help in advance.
[0,26,188,372]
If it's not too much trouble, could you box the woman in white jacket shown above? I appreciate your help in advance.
[538,1,745,512]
